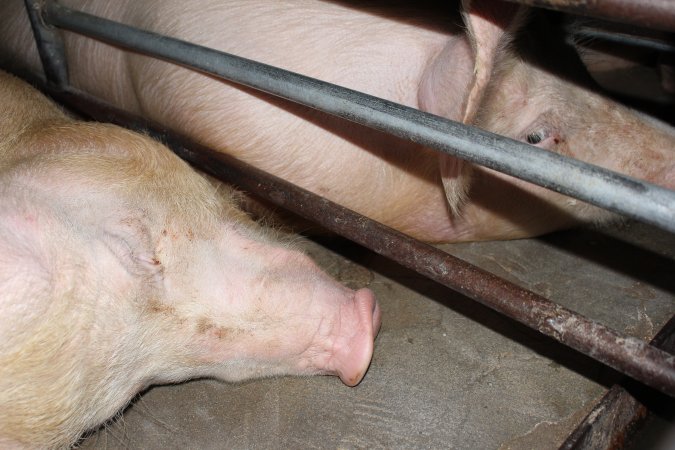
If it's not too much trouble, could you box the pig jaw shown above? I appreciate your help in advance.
[152,229,381,387]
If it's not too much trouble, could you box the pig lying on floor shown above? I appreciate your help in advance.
[0,0,673,242]
[0,71,381,449]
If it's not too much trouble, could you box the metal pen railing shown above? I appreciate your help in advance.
[21,0,675,401]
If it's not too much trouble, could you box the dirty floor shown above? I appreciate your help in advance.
[80,221,675,449]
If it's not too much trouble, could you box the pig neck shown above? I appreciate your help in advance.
[454,52,675,241]
[0,200,157,449]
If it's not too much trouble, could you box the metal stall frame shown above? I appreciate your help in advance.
[20,0,675,447]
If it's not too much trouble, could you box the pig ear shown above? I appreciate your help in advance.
[419,0,527,123]
[460,0,528,123]
[422,0,528,214]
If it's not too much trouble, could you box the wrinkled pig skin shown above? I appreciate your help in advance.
[0,71,381,449]
[0,0,674,243]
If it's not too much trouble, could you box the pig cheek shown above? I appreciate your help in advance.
[185,285,329,380]
[190,317,253,362]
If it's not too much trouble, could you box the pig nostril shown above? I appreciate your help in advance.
[354,287,375,303]
[354,287,381,337]
[329,287,380,387]
[372,301,382,337]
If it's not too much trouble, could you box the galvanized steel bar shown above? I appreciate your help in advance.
[40,2,675,235]
[506,0,675,31]
[42,86,675,398]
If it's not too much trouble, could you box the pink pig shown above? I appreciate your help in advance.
[0,71,380,449]
[0,0,672,242]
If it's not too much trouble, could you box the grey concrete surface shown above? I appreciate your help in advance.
[80,221,674,449]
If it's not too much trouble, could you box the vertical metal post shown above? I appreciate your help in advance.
[24,0,69,88]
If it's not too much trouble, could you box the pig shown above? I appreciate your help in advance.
[0,70,381,449]
[0,0,673,243]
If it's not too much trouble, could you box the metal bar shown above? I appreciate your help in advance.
[23,0,68,88]
[570,25,675,54]
[561,387,649,449]
[41,85,675,398]
[560,315,675,450]
[505,0,675,32]
[40,2,675,235]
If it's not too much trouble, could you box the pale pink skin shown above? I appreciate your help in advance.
[0,72,380,449]
[0,0,673,243]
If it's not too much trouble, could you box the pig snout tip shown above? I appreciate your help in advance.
[335,288,381,387]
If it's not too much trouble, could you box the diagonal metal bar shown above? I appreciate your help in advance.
[559,315,675,449]
[35,1,675,235]
[40,85,675,399]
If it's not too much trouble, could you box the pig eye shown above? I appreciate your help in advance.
[101,218,162,279]
[526,130,545,145]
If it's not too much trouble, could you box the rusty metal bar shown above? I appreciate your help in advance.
[561,387,649,449]
[505,0,675,32]
[33,1,675,236]
[560,315,675,449]
[38,85,675,399]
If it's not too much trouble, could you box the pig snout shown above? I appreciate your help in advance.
[319,287,381,386]
[186,236,382,387]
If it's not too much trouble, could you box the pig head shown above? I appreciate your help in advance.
[0,71,380,449]
[419,0,675,241]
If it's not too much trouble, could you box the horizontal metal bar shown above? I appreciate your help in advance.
[43,2,675,235]
[505,0,675,32]
[42,84,675,398]
[570,25,675,54]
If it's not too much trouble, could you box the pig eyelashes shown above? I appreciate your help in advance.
[526,130,546,145]
[521,123,562,149]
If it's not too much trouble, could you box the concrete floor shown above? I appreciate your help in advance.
[80,221,674,449]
